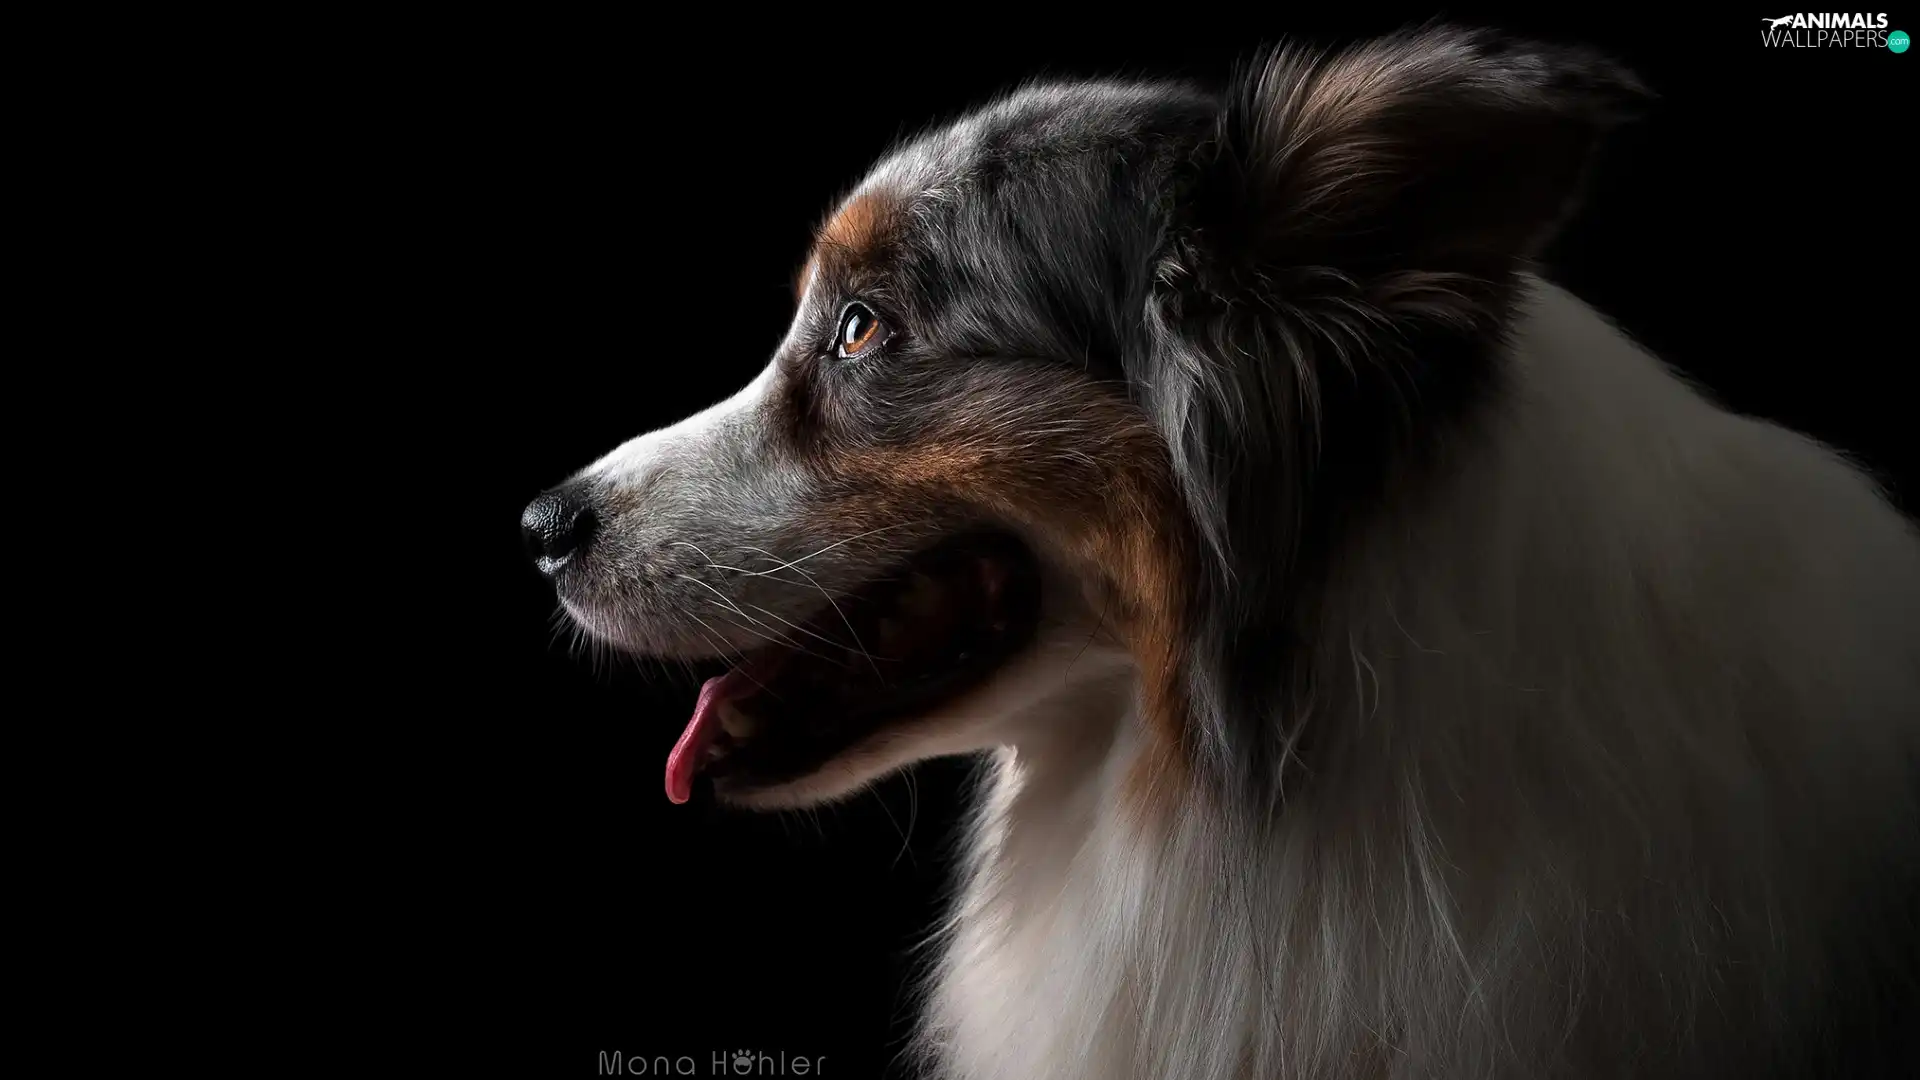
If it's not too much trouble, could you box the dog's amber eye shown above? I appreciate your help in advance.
[836,302,887,359]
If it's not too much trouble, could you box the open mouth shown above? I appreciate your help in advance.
[665,531,1043,803]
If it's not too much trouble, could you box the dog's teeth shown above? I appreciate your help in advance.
[718,702,757,738]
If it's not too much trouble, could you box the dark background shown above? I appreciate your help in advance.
[342,9,1914,1077]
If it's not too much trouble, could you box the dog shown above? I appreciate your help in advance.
[522,26,1920,1079]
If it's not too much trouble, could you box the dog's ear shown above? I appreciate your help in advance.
[1151,24,1649,559]
[1183,24,1651,331]
[1138,27,1648,783]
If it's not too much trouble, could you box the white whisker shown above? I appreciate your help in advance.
[741,544,885,681]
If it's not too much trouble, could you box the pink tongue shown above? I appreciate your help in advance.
[666,673,744,805]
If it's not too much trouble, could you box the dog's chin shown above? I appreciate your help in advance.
[633,529,1065,809]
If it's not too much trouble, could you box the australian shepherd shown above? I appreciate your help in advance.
[522,26,1920,1079]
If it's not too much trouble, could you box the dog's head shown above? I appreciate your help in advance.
[523,27,1647,810]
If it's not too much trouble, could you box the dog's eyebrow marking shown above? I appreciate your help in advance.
[792,189,900,308]
[821,190,890,251]
[805,188,901,284]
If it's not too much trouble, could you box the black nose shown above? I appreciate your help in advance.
[521,484,598,575]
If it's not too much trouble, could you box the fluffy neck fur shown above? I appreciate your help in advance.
[917,279,1920,1080]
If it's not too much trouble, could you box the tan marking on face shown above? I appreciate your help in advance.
[820,190,891,253]
[814,376,1199,815]
[801,189,900,289]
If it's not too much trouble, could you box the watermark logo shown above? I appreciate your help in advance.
[1760,12,1899,47]
[598,1049,827,1076]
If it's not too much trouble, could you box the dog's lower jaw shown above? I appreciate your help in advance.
[707,600,1133,811]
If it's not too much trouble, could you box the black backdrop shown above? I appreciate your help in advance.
[352,10,1915,1077]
